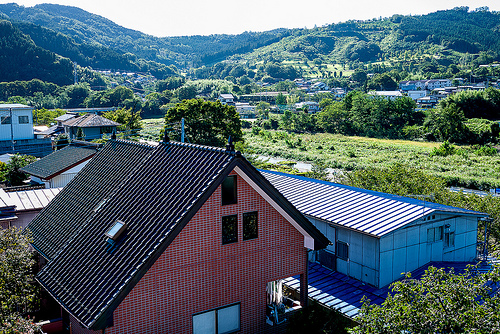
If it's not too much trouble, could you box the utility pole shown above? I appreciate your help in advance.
[181,118,185,143]
[74,62,78,85]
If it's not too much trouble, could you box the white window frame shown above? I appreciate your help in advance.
[193,303,240,334]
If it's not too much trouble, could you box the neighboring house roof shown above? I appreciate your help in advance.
[62,114,120,128]
[0,103,32,110]
[0,153,14,164]
[54,113,77,122]
[29,139,328,330]
[20,141,101,179]
[261,170,486,237]
[0,188,62,212]
[38,125,64,136]
[219,94,234,99]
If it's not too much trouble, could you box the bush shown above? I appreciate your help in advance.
[474,145,497,156]
[429,141,456,157]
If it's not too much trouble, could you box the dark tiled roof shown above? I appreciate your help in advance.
[32,139,328,330]
[26,140,155,260]
[62,114,120,128]
[21,142,101,179]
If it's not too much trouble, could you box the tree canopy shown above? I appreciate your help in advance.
[352,265,500,333]
[164,99,242,147]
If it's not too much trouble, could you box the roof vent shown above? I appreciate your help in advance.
[105,220,127,240]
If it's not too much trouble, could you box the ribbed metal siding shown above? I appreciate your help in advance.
[261,170,483,237]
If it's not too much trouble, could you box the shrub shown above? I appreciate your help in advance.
[429,141,455,157]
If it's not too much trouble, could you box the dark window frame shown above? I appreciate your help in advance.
[243,211,258,240]
[18,115,29,124]
[336,241,349,261]
[222,215,238,245]
[1,116,11,125]
[221,175,237,205]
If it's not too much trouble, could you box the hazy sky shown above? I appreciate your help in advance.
[3,0,500,37]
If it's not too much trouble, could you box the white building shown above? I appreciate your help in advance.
[0,104,34,141]
[218,94,235,105]
[263,170,486,288]
[407,90,428,100]
[21,141,101,188]
[368,91,403,101]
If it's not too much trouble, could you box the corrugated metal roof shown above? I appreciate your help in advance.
[1,188,62,211]
[261,170,486,237]
[284,261,496,318]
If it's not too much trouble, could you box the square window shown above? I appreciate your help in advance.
[243,211,258,240]
[1,116,11,125]
[336,241,349,261]
[222,215,238,245]
[221,176,237,205]
[18,115,29,124]
[193,304,240,334]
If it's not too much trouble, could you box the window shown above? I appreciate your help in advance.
[243,211,258,240]
[1,116,11,125]
[193,303,240,334]
[222,215,238,245]
[444,231,455,247]
[336,241,349,261]
[221,176,237,205]
[427,226,444,243]
[18,115,29,124]
[105,220,127,240]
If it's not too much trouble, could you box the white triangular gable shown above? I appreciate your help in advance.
[234,166,315,250]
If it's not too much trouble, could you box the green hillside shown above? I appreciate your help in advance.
[0,20,73,85]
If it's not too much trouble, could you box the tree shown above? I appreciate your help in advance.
[75,127,85,140]
[276,93,287,106]
[4,154,37,186]
[103,107,142,132]
[352,265,500,333]
[164,99,242,147]
[0,227,40,333]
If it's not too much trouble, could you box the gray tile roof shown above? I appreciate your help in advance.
[20,142,101,179]
[30,139,328,330]
[262,170,486,237]
[62,114,120,128]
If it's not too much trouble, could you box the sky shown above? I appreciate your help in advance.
[2,0,500,37]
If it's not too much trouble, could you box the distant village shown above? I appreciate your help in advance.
[0,72,498,332]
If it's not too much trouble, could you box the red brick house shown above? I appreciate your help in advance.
[27,138,328,333]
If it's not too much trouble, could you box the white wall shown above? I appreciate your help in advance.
[379,214,478,287]
[0,108,34,141]
[44,160,90,188]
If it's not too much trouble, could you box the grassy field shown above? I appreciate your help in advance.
[244,130,500,190]
[139,117,164,141]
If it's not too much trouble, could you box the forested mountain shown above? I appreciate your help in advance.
[0,20,73,85]
[0,3,500,85]
[0,3,291,68]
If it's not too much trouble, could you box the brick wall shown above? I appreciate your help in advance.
[71,170,307,334]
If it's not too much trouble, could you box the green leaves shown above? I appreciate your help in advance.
[352,265,500,333]
[164,99,242,148]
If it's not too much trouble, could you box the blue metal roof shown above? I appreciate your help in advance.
[261,170,486,237]
[285,261,497,319]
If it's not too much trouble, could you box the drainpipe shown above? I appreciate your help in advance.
[10,108,14,153]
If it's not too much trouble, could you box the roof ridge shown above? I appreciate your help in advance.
[163,141,241,156]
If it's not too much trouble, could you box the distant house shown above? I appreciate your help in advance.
[218,93,235,105]
[407,90,428,101]
[0,187,61,229]
[62,114,120,140]
[235,102,256,118]
[399,79,452,92]
[263,171,485,289]
[368,90,403,100]
[21,141,101,188]
[27,139,328,333]
[294,101,320,113]
[0,104,52,156]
